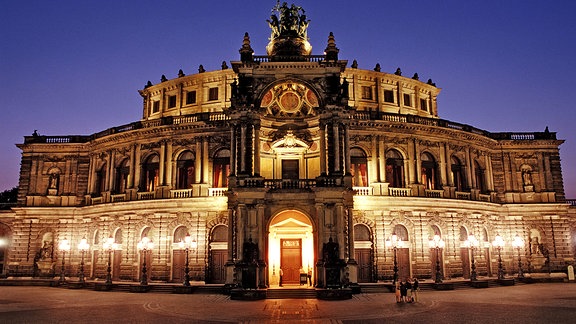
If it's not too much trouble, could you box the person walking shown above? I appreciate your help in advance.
[412,278,419,302]
[400,281,407,302]
[279,268,283,287]
[406,279,413,303]
[395,281,401,303]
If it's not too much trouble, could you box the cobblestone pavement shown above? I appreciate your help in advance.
[0,283,575,323]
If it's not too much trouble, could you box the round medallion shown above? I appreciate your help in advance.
[279,91,301,113]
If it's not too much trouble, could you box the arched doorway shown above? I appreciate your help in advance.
[353,224,373,282]
[268,210,314,287]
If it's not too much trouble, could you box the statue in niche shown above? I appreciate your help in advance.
[242,237,259,263]
[48,173,59,190]
[322,237,339,265]
[522,170,532,186]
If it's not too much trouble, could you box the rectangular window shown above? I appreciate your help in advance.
[168,95,177,108]
[420,99,428,111]
[384,90,394,103]
[403,94,411,107]
[152,100,160,113]
[208,87,218,101]
[186,91,196,105]
[361,86,373,100]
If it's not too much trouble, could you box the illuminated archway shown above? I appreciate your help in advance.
[268,210,314,286]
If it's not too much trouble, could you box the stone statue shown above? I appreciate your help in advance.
[522,170,532,186]
[269,1,309,40]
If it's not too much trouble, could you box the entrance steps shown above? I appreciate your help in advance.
[267,287,316,299]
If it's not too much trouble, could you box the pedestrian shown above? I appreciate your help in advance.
[406,278,413,302]
[400,281,407,302]
[412,278,419,302]
[279,268,283,287]
[395,281,401,303]
[307,268,312,286]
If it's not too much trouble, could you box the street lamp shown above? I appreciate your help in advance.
[178,233,198,287]
[137,236,154,286]
[102,236,117,286]
[429,235,445,283]
[512,234,525,279]
[58,237,71,284]
[492,234,505,280]
[385,233,403,284]
[77,237,90,284]
[465,234,479,281]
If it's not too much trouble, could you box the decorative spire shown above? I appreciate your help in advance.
[145,80,153,88]
[395,68,402,76]
[178,69,185,78]
[374,63,381,72]
[160,75,167,82]
[412,73,419,80]
[198,65,205,73]
[239,32,254,62]
[351,60,358,69]
[324,32,339,61]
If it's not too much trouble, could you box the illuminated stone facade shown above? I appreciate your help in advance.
[1,3,575,288]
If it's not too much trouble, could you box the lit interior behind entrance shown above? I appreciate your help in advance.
[268,210,314,286]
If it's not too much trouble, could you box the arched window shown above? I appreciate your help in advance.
[93,229,100,246]
[95,163,106,196]
[459,226,469,242]
[430,224,441,238]
[386,149,404,188]
[451,156,466,191]
[350,148,368,187]
[173,226,189,243]
[474,161,486,193]
[213,149,230,188]
[421,152,439,190]
[176,151,195,189]
[141,154,159,192]
[394,224,409,241]
[141,227,151,240]
[211,225,228,242]
[114,228,123,244]
[114,159,130,194]
[354,224,371,241]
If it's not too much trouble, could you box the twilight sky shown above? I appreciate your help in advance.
[1,0,575,198]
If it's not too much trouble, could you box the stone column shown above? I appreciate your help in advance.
[165,141,173,187]
[254,125,261,176]
[159,141,166,186]
[128,146,135,188]
[230,126,237,176]
[344,125,351,175]
[333,122,341,173]
[379,137,386,182]
[134,144,141,191]
[319,123,326,175]
[195,139,202,184]
[240,124,247,174]
[439,143,448,187]
[202,137,209,184]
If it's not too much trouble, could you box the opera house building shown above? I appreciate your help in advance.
[1,3,574,295]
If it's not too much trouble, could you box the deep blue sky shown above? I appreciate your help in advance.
[1,0,575,198]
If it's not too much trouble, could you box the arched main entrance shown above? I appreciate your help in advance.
[268,210,314,287]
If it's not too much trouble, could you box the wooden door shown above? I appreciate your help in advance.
[281,239,302,284]
[460,248,470,279]
[112,250,121,280]
[172,250,185,282]
[430,248,443,280]
[355,248,372,283]
[210,250,226,284]
[397,248,410,281]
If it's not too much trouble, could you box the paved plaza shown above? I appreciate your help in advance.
[0,283,575,323]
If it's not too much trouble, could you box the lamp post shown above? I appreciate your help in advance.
[512,234,525,279]
[429,235,445,284]
[102,236,117,286]
[492,234,505,280]
[386,233,403,284]
[137,236,154,286]
[178,233,197,286]
[465,234,479,281]
[58,238,71,284]
[77,237,90,284]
